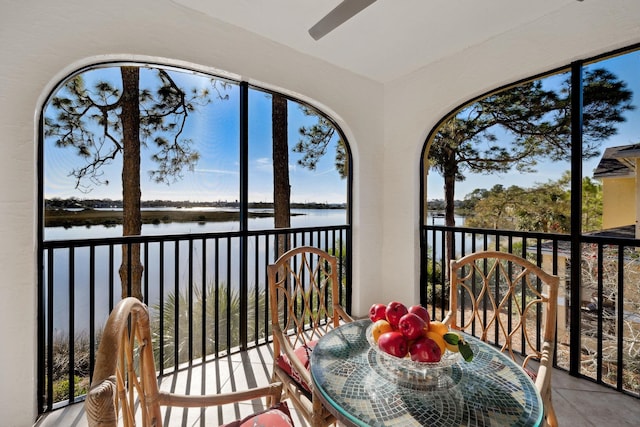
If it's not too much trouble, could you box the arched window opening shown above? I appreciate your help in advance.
[38,62,352,412]
[421,46,640,397]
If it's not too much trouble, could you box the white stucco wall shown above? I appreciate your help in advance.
[378,0,640,313]
[1,0,640,425]
[0,1,384,424]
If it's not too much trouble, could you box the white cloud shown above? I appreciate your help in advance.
[194,168,238,175]
[255,158,272,170]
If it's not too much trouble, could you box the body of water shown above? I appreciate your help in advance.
[44,209,347,336]
[44,208,348,240]
[44,210,469,335]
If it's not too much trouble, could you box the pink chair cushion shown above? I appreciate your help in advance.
[219,401,294,427]
[524,366,537,381]
[275,340,318,396]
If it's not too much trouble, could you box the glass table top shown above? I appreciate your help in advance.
[310,319,543,427]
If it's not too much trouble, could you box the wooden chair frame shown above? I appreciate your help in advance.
[268,246,353,427]
[85,297,287,427]
[445,251,559,427]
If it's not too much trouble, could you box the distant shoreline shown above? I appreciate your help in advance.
[44,208,305,228]
[45,198,346,211]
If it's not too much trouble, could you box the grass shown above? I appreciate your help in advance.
[47,331,93,404]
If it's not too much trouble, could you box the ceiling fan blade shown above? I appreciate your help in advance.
[309,0,377,40]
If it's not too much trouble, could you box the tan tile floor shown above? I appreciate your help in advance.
[35,344,640,427]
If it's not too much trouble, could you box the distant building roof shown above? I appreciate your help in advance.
[593,144,639,179]
[586,224,635,239]
[613,143,640,158]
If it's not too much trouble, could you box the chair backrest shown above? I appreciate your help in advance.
[86,298,291,427]
[85,297,162,427]
[268,246,351,355]
[447,251,559,370]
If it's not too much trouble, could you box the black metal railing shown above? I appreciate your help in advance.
[421,224,640,399]
[38,225,351,413]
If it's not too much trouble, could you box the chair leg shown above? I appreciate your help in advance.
[311,395,325,427]
[540,385,558,427]
[545,400,558,427]
[268,372,281,407]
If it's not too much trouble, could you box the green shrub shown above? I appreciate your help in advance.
[151,283,265,369]
[52,375,89,402]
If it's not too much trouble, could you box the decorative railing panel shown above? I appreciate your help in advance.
[38,225,350,412]
[421,224,640,400]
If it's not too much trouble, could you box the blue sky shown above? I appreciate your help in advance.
[44,67,348,204]
[44,50,640,206]
[427,50,640,201]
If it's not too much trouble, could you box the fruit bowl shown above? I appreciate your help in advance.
[366,324,460,386]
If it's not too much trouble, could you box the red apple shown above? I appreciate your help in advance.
[408,305,431,329]
[398,312,426,340]
[385,301,408,328]
[377,331,409,358]
[409,336,442,363]
[369,303,387,322]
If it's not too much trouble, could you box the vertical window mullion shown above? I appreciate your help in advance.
[569,60,584,377]
[239,81,249,349]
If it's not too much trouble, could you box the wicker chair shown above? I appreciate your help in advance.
[85,297,294,427]
[444,251,559,427]
[268,246,353,427]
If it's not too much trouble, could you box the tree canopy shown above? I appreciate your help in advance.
[295,105,348,179]
[44,65,228,299]
[428,68,633,233]
[45,67,227,192]
[464,172,602,233]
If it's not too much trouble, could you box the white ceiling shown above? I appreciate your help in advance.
[172,0,580,83]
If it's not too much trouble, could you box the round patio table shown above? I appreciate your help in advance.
[310,319,543,427]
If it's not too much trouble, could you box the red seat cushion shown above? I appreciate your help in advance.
[219,401,294,427]
[275,340,317,397]
[524,366,537,381]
